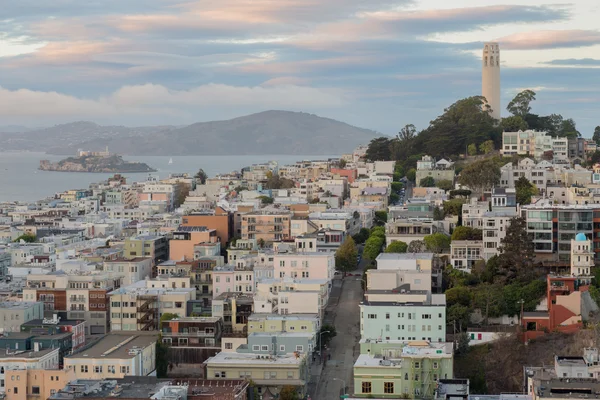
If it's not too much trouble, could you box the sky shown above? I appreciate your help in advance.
[0,0,599,136]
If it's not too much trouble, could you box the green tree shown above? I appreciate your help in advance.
[264,174,295,189]
[447,304,470,331]
[194,168,208,184]
[258,195,274,205]
[14,233,36,243]
[391,182,404,192]
[593,126,600,145]
[501,115,528,132]
[479,140,495,154]
[374,211,388,226]
[406,168,416,182]
[456,332,471,355]
[338,159,347,168]
[433,206,445,221]
[445,286,472,307]
[156,340,170,378]
[515,176,537,205]
[407,240,427,253]
[257,238,265,248]
[591,151,600,165]
[365,137,393,161]
[436,179,453,191]
[449,189,472,199]
[335,237,358,272]
[443,199,465,216]
[371,226,386,237]
[458,158,500,196]
[423,233,450,253]
[560,117,580,138]
[279,386,300,400]
[398,124,417,142]
[467,143,477,156]
[363,235,385,260]
[497,217,535,282]
[420,176,435,187]
[385,241,408,253]
[319,324,337,349]
[451,226,483,241]
[234,186,248,193]
[352,228,371,244]
[414,96,500,159]
[506,89,536,117]
[389,192,400,204]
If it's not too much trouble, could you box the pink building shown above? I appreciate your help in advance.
[212,265,255,298]
[273,253,335,281]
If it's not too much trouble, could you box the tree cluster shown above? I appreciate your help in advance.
[515,176,537,205]
[385,241,408,253]
[335,237,358,272]
[363,227,386,260]
[264,172,295,189]
[352,228,371,244]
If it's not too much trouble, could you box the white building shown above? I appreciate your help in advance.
[450,240,484,272]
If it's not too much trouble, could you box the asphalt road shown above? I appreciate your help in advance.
[309,260,365,399]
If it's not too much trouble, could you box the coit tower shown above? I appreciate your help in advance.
[482,42,501,120]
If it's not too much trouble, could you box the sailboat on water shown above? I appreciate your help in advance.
[168,157,173,165]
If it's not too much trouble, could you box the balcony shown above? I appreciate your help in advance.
[162,331,216,338]
[70,297,86,303]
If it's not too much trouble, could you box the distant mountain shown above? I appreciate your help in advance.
[0,125,33,133]
[0,111,378,156]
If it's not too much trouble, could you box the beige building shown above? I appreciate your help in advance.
[4,367,76,400]
[0,301,44,333]
[64,333,157,379]
[108,276,195,331]
[248,314,319,334]
[0,348,60,398]
[241,210,291,243]
[205,351,309,398]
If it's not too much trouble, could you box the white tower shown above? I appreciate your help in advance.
[482,42,501,120]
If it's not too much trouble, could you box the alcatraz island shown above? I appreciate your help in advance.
[39,148,156,173]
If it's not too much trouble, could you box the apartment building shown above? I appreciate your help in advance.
[522,203,596,264]
[462,198,489,228]
[64,333,157,379]
[182,207,232,246]
[500,158,551,194]
[483,211,517,260]
[295,229,345,253]
[169,226,218,262]
[205,349,309,398]
[160,316,223,348]
[353,340,453,399]
[212,293,254,334]
[23,271,122,335]
[450,240,484,272]
[20,316,86,351]
[374,253,443,292]
[0,301,44,333]
[0,347,60,397]
[248,314,320,334]
[241,210,291,243]
[255,277,330,318]
[123,235,168,266]
[103,258,152,286]
[385,211,447,246]
[212,265,255,298]
[273,252,335,281]
[4,367,75,400]
[0,250,10,282]
[415,156,455,186]
[108,277,195,331]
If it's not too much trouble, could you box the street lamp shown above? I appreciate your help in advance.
[318,330,331,353]
[333,378,346,395]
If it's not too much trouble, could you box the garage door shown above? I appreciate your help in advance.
[90,326,105,335]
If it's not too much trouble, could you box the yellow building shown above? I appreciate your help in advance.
[64,333,157,379]
[248,314,319,334]
[5,367,76,400]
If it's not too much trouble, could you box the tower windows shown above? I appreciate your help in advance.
[490,56,494,66]
[484,57,487,66]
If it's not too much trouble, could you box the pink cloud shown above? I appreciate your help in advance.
[498,30,600,49]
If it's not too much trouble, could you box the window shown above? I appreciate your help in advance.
[384,382,394,394]
[433,362,439,369]
[120,366,130,374]
[287,371,294,379]
[225,342,233,350]
[94,366,103,373]
[414,362,420,368]
[367,314,377,319]
[13,387,18,395]
[261,345,269,351]
[385,313,390,319]
[362,382,372,393]
[296,345,304,352]
[32,386,40,395]
[81,365,88,373]
[252,345,260,351]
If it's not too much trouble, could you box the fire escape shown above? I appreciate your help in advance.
[137,294,158,331]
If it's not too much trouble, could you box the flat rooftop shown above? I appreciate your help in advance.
[556,356,587,366]
[249,313,319,322]
[206,351,304,365]
[376,253,435,261]
[66,333,157,360]
[0,347,58,359]
[0,301,40,310]
[536,378,600,398]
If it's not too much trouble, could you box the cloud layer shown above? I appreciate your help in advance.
[0,0,599,135]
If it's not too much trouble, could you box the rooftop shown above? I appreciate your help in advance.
[206,351,305,365]
[66,333,157,360]
[0,347,58,359]
[376,253,435,261]
[535,378,600,398]
[0,301,41,310]
[249,313,319,322]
